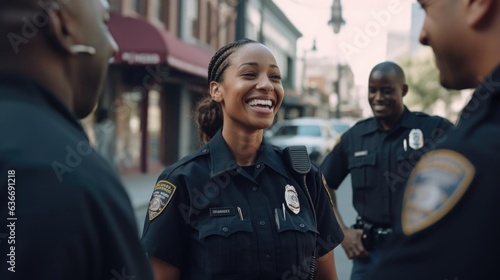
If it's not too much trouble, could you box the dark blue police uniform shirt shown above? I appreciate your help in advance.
[369,65,500,279]
[0,75,153,280]
[142,130,344,280]
[321,107,453,226]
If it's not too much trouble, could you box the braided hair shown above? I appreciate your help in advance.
[194,38,257,144]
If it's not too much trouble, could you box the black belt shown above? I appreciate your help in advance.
[352,217,393,251]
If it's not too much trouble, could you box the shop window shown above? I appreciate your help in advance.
[116,91,143,173]
[148,90,161,167]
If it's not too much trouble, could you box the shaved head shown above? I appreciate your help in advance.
[0,0,54,52]
[369,61,406,85]
[0,0,118,118]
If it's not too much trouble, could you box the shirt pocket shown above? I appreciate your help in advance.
[348,153,377,189]
[275,207,318,274]
[197,215,254,277]
[393,150,423,187]
[276,207,319,235]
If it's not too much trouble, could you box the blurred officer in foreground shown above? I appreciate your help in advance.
[0,0,153,279]
[141,38,344,280]
[321,61,453,280]
[369,1,500,279]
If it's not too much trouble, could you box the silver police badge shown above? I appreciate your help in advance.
[408,128,424,150]
[285,184,300,214]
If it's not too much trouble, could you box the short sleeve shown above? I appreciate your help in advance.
[309,167,344,257]
[141,174,190,269]
[320,134,349,190]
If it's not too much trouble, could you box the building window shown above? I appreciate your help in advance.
[205,1,211,44]
[284,56,293,87]
[109,0,122,12]
[132,0,147,16]
[226,16,235,45]
[188,0,200,39]
[158,0,170,29]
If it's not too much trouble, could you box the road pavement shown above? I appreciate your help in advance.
[121,172,356,280]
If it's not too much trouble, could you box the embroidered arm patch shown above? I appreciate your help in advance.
[148,180,177,221]
[402,149,475,235]
[321,174,334,207]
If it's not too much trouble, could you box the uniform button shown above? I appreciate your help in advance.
[256,164,261,169]
[265,254,271,260]
[222,227,229,232]
[259,220,266,226]
[299,223,305,228]
[252,186,258,191]
[202,148,208,153]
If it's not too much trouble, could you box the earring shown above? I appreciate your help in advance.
[69,45,96,55]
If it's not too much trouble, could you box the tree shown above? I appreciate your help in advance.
[397,49,460,118]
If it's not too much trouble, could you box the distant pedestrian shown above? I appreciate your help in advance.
[369,1,500,279]
[321,61,453,280]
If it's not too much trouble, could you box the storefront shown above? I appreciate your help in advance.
[101,13,213,174]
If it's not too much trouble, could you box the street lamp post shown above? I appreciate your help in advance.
[328,0,345,118]
[301,40,317,117]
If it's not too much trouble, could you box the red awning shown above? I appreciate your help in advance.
[108,14,213,78]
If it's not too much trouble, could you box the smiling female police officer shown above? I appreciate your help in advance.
[141,38,344,280]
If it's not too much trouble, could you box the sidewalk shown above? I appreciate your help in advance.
[120,171,162,233]
[121,171,161,209]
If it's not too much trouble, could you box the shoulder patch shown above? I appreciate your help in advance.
[321,174,334,207]
[402,149,475,235]
[148,180,177,221]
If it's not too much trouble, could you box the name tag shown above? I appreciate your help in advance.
[354,150,368,157]
[210,207,235,217]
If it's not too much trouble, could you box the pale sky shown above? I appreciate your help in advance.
[273,0,415,88]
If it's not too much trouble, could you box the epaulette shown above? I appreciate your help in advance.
[351,117,374,127]
[271,145,284,154]
[346,117,375,132]
[413,111,431,117]
[160,144,210,178]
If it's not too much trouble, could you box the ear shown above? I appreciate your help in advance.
[402,84,409,97]
[44,2,77,55]
[209,81,223,103]
[465,0,493,27]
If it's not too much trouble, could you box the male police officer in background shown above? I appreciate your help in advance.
[370,1,500,279]
[0,0,153,279]
[321,61,453,280]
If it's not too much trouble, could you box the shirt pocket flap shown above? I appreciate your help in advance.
[198,215,253,239]
[277,208,319,234]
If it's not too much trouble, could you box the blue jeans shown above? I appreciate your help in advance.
[350,250,382,280]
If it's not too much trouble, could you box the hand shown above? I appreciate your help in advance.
[340,228,369,259]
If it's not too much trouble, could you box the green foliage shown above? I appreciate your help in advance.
[396,50,460,115]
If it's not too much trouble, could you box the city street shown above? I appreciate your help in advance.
[332,175,356,280]
[122,173,356,280]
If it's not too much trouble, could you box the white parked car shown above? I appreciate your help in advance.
[265,118,337,165]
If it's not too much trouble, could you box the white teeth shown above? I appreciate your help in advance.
[248,99,272,107]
